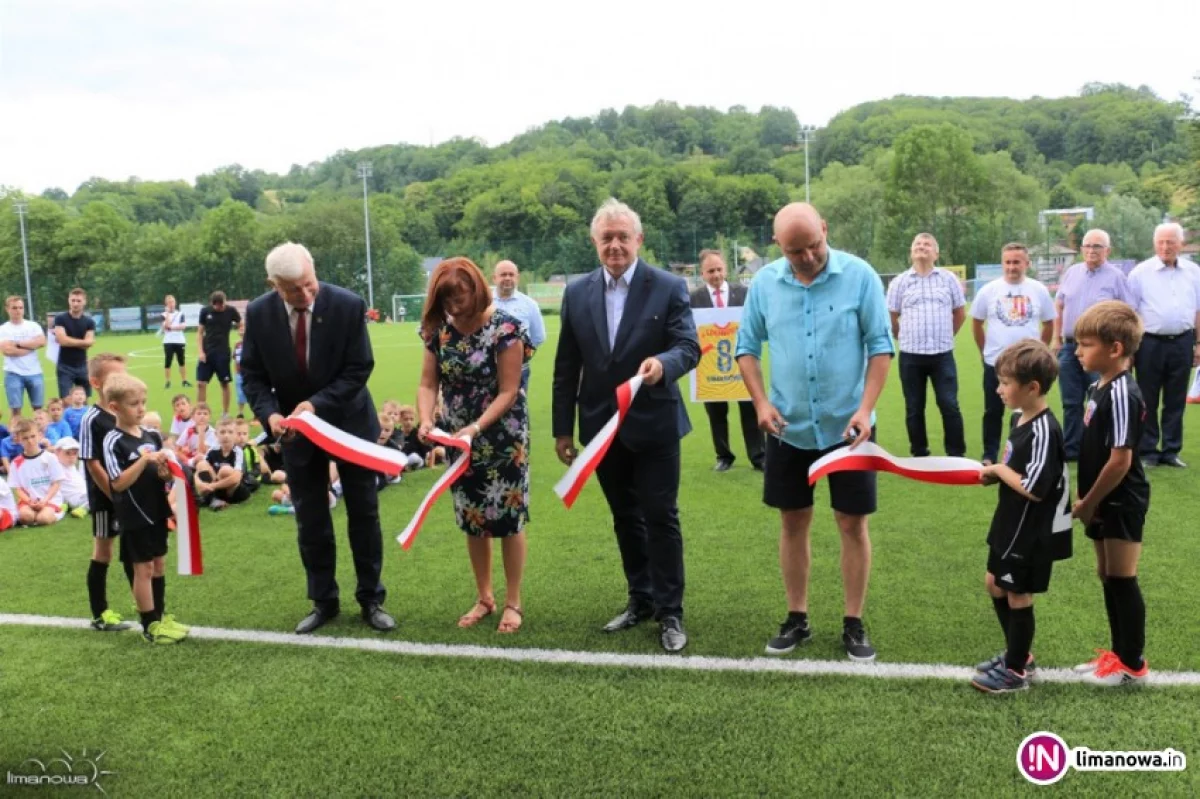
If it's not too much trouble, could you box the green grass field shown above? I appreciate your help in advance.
[2,319,1198,796]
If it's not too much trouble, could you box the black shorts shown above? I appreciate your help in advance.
[196,352,232,384]
[121,522,168,564]
[763,431,878,515]
[1085,506,1145,544]
[988,547,1054,594]
[164,343,186,368]
[92,508,120,539]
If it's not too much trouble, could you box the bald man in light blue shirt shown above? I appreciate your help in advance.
[492,260,546,391]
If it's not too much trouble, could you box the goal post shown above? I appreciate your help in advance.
[391,295,425,323]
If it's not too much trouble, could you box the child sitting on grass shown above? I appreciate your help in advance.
[63,384,89,439]
[10,418,66,527]
[55,436,89,518]
[193,418,250,511]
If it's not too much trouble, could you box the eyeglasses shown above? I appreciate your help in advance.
[1081,244,1107,250]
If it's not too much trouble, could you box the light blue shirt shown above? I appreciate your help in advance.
[603,261,637,350]
[736,250,894,451]
[492,289,547,348]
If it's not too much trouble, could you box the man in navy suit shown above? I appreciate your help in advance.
[240,242,395,635]
[553,199,701,652]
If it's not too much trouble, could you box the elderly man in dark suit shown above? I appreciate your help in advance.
[689,249,764,471]
[240,241,395,635]
[553,198,701,652]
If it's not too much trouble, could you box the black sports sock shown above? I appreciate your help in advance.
[1102,580,1121,654]
[991,595,1011,636]
[843,615,863,631]
[139,608,163,632]
[787,611,808,626]
[122,558,135,587]
[1107,576,1145,670]
[152,576,166,615]
[1005,606,1035,673]
[87,560,109,619]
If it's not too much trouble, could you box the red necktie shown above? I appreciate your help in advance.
[294,308,308,378]
[714,288,724,308]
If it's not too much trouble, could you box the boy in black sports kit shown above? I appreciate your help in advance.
[80,354,133,632]
[972,339,1070,694]
[1070,300,1151,686]
[102,373,188,644]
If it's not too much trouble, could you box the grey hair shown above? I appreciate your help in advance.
[1154,222,1185,243]
[912,232,940,253]
[1082,228,1111,247]
[590,198,643,238]
[265,242,315,282]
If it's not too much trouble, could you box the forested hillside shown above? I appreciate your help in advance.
[2,83,1196,313]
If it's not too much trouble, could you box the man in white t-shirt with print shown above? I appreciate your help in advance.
[970,242,1055,464]
[0,295,47,420]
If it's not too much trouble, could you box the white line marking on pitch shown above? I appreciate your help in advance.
[2,613,1197,687]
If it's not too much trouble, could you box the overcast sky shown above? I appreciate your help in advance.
[1,0,1195,195]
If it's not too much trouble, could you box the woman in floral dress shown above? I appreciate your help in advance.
[418,258,533,633]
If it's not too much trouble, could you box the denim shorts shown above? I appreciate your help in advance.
[4,371,45,411]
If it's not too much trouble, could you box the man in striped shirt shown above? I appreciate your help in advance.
[886,233,967,457]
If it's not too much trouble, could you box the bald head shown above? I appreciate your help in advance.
[493,259,519,298]
[773,203,829,279]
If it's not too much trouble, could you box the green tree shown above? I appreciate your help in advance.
[810,162,884,259]
[1094,194,1161,259]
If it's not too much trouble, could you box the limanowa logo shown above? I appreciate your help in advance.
[1017,731,1187,786]
[6,749,117,794]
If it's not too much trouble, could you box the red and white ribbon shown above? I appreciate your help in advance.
[554,376,643,508]
[166,457,204,576]
[281,412,407,476]
[1188,368,1200,404]
[396,430,472,550]
[808,441,982,487]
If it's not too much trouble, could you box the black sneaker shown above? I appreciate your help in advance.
[182,380,193,387]
[765,616,811,655]
[165,381,171,389]
[842,624,876,662]
[974,651,1036,678]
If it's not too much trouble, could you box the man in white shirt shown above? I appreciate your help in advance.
[1127,222,1200,468]
[970,243,1055,463]
[689,249,763,471]
[491,260,546,392]
[886,233,967,457]
[0,295,47,420]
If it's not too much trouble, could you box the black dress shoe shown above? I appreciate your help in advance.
[602,603,653,633]
[1159,454,1188,468]
[713,460,733,472]
[362,604,397,632]
[660,617,688,653]
[295,605,338,635]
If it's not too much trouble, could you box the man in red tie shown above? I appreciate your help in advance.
[240,242,395,635]
[689,249,765,471]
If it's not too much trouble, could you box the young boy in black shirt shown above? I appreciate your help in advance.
[972,339,1069,694]
[79,353,133,632]
[1070,300,1151,686]
[193,418,250,510]
[101,373,187,644]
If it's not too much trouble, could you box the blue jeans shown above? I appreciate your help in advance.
[4,372,45,412]
[235,371,247,406]
[1058,340,1098,460]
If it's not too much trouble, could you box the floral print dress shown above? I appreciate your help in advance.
[426,309,533,538]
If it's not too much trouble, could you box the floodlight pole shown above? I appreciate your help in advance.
[799,125,817,204]
[357,162,375,310]
[13,202,34,320]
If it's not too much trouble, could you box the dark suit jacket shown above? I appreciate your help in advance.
[553,260,701,450]
[240,282,380,447]
[689,282,748,309]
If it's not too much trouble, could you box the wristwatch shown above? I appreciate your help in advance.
[471,422,482,436]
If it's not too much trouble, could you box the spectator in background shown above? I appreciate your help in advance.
[63,385,88,439]
[1051,229,1130,460]
[160,294,191,390]
[0,296,47,420]
[1127,222,1200,468]
[690,249,764,471]
[46,397,72,443]
[53,288,96,398]
[886,233,967,458]
[196,291,242,418]
[491,260,546,392]
[970,244,1055,464]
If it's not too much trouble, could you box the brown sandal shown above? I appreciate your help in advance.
[497,604,523,634]
[457,597,496,628]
